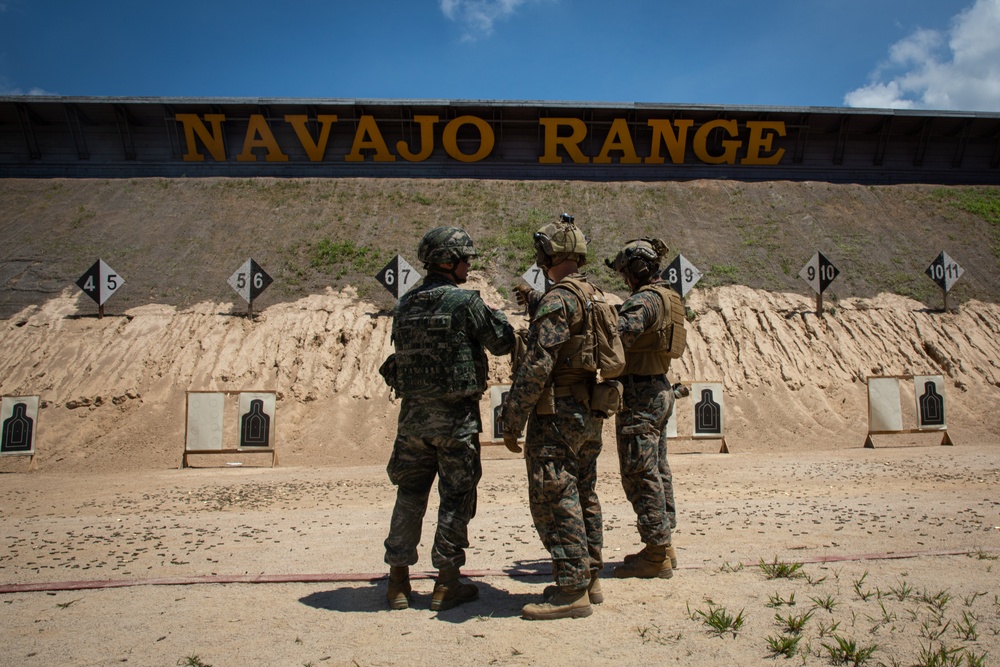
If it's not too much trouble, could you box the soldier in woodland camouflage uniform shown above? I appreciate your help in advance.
[501,215,606,621]
[605,238,687,579]
[380,226,515,611]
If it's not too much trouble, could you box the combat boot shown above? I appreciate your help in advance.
[430,566,479,611]
[386,566,411,610]
[543,572,604,604]
[624,543,678,569]
[522,587,592,620]
[614,544,673,579]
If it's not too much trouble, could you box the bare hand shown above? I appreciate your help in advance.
[503,432,522,453]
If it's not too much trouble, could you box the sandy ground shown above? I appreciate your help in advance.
[1,282,999,666]
[2,441,999,667]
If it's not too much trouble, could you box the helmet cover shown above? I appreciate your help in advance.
[417,226,478,265]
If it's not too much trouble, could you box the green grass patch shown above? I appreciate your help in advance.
[309,239,382,275]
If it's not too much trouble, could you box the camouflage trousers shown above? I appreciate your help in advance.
[615,376,676,547]
[384,433,482,570]
[524,396,604,593]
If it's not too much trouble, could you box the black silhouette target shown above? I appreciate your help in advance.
[237,393,275,450]
[1,396,39,455]
[692,383,724,436]
[916,377,946,429]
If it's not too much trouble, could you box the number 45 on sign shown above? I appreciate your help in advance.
[75,259,125,318]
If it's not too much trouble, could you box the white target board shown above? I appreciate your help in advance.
[867,377,903,433]
[664,402,679,438]
[184,390,278,467]
[864,374,951,447]
[1,396,39,456]
[186,392,225,451]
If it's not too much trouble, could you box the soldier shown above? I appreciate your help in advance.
[501,215,606,621]
[380,226,515,611]
[605,238,688,579]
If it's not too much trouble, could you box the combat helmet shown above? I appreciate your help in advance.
[605,237,669,285]
[417,226,478,267]
[533,213,588,268]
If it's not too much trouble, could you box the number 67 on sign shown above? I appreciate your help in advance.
[376,255,422,299]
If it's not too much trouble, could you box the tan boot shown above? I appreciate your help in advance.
[625,543,678,569]
[543,573,604,604]
[522,588,592,620]
[430,567,479,611]
[386,566,411,610]
[614,544,673,579]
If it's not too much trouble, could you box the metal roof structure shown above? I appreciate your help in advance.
[2,96,999,184]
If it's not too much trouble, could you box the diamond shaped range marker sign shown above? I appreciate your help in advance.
[799,252,840,295]
[76,259,124,306]
[521,264,553,292]
[926,251,964,293]
[376,254,422,299]
[228,258,273,303]
[663,254,702,298]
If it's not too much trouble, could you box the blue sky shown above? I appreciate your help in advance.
[1,0,999,111]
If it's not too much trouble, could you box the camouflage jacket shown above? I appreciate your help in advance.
[617,283,665,350]
[501,273,589,437]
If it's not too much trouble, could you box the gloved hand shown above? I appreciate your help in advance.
[672,383,690,399]
[503,432,522,453]
[512,283,534,308]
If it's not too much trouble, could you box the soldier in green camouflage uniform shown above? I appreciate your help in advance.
[501,216,606,621]
[380,226,515,611]
[605,238,687,579]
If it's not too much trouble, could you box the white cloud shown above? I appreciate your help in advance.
[844,0,1000,111]
[439,0,532,41]
[0,72,54,96]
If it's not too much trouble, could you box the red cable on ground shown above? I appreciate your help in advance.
[0,547,991,595]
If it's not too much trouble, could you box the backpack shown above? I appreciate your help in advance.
[558,278,626,380]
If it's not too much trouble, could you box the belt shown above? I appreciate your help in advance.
[552,383,592,400]
[622,374,667,384]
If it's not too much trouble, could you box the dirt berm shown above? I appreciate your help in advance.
[0,178,998,473]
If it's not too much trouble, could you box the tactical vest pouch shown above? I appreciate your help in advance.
[664,289,688,359]
[590,380,622,418]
